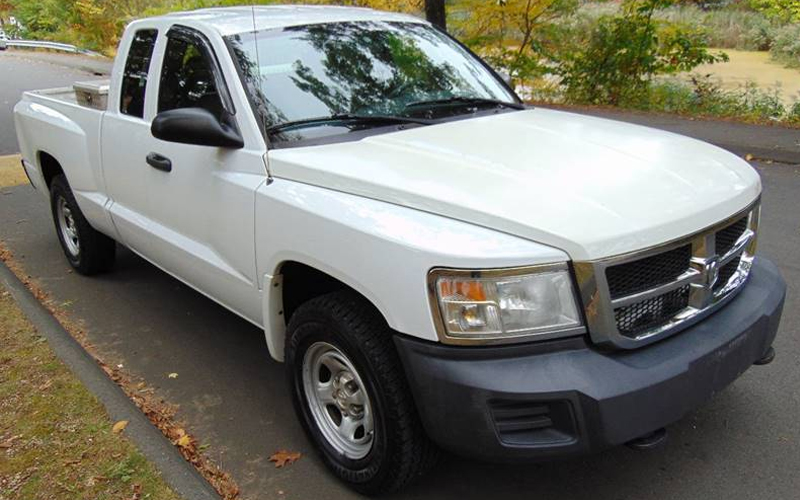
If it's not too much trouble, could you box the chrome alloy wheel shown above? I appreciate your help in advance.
[56,196,80,257]
[302,342,375,459]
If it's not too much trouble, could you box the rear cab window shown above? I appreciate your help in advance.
[119,29,158,118]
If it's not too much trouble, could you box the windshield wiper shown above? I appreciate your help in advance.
[404,96,526,111]
[266,114,435,135]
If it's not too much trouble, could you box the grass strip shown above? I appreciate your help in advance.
[0,281,183,499]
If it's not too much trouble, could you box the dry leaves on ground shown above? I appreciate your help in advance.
[112,420,129,434]
[269,450,302,468]
[1,241,241,498]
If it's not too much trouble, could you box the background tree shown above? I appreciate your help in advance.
[749,0,800,23]
[452,0,576,86]
[0,1,12,29]
[425,0,446,30]
[545,0,728,105]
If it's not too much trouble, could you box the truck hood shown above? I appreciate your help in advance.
[267,108,760,260]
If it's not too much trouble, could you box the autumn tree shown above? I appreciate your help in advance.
[452,0,575,86]
[0,1,12,29]
[749,0,800,23]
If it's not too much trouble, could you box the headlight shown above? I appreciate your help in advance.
[428,264,584,345]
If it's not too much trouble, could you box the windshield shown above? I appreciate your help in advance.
[226,21,518,141]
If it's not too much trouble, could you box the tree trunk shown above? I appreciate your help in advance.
[425,0,447,31]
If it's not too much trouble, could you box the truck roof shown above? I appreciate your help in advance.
[149,5,426,37]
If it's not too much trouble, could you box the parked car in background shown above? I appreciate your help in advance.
[0,30,9,50]
[13,5,785,494]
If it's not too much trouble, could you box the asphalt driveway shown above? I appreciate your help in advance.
[1,50,799,500]
[0,159,798,500]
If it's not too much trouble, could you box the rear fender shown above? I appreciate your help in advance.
[13,98,116,237]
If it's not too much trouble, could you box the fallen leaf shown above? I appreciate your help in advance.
[745,154,754,161]
[1,435,21,448]
[177,434,192,449]
[112,420,129,434]
[269,450,301,468]
[168,373,178,379]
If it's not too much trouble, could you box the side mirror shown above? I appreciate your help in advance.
[151,108,244,149]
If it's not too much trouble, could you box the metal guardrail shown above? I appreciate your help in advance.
[7,39,100,56]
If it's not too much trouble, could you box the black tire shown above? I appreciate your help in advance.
[285,291,438,495]
[50,174,116,275]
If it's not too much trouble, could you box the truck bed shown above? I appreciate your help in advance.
[14,81,112,235]
[27,80,110,110]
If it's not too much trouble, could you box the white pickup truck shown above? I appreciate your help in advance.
[14,5,785,494]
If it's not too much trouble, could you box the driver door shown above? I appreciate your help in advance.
[138,25,267,324]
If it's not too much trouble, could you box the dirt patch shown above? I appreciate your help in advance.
[686,49,800,107]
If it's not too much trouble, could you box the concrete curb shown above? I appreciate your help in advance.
[0,261,221,500]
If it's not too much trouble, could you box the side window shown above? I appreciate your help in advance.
[158,34,224,119]
[120,29,158,118]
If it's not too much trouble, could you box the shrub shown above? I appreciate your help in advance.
[656,4,780,50]
[545,0,727,105]
[749,0,800,23]
[787,101,800,124]
[769,23,800,67]
[627,74,795,123]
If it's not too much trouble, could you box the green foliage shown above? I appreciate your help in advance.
[655,3,800,67]
[5,0,424,52]
[788,101,800,124]
[545,0,727,105]
[628,74,796,123]
[656,4,781,50]
[769,23,800,67]
[749,0,800,23]
[8,0,154,53]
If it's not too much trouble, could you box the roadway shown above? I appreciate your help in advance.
[1,50,798,500]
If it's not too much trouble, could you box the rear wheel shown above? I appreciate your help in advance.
[285,291,437,495]
[50,175,116,275]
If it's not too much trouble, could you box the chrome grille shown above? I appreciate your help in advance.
[614,285,690,338]
[606,244,691,299]
[714,256,741,292]
[716,216,748,256]
[574,202,760,349]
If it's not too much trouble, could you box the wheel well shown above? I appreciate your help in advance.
[279,262,352,325]
[38,151,64,190]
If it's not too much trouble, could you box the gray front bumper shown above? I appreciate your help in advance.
[395,257,785,462]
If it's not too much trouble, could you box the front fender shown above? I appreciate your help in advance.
[256,179,569,361]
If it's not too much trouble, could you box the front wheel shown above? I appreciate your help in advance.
[285,291,437,495]
[50,175,116,275]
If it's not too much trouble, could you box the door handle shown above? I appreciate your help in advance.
[146,152,172,172]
